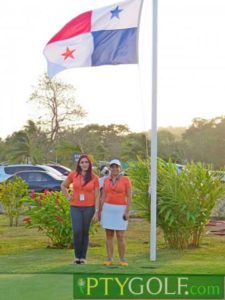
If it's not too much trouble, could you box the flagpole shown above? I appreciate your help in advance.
[150,0,158,261]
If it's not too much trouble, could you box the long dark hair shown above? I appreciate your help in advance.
[76,154,93,186]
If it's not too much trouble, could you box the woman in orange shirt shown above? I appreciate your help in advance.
[61,154,100,264]
[101,159,132,267]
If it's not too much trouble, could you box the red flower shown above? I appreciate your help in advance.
[44,189,49,195]
[31,190,36,199]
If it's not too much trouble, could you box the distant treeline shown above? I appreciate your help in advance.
[0,116,225,169]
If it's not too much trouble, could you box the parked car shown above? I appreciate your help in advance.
[6,170,64,192]
[47,163,71,176]
[0,164,66,182]
[176,164,184,173]
[36,164,66,180]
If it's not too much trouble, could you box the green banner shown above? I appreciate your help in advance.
[73,274,224,299]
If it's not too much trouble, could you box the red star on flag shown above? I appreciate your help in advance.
[61,47,75,60]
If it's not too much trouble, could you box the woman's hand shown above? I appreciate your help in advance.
[92,210,100,223]
[67,195,73,201]
[123,208,129,221]
[98,210,101,222]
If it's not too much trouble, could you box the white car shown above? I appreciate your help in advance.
[176,164,183,173]
[0,164,66,183]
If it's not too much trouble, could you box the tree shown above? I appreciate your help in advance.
[59,124,130,161]
[157,130,185,162]
[29,74,86,142]
[121,132,149,161]
[6,130,31,163]
[5,120,48,164]
[183,116,225,168]
[0,138,7,164]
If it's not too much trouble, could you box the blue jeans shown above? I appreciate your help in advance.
[70,206,95,259]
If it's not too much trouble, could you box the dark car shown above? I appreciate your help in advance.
[47,164,71,176]
[7,170,64,192]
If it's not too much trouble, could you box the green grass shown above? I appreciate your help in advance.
[0,214,225,275]
[0,274,72,300]
[0,214,225,299]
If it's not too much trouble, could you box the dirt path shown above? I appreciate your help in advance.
[206,220,225,236]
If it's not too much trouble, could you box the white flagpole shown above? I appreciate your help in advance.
[150,0,158,261]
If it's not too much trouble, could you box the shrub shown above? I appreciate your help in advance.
[158,160,225,248]
[0,177,29,226]
[24,191,98,248]
[128,159,150,220]
[128,158,225,249]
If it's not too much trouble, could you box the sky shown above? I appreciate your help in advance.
[0,0,225,139]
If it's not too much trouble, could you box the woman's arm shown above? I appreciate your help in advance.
[100,188,106,210]
[94,187,100,213]
[61,178,73,201]
[92,187,100,222]
[124,187,132,219]
[97,188,106,221]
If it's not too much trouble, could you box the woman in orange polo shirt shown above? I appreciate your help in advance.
[101,159,132,267]
[61,154,100,264]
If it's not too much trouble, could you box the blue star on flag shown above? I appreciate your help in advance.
[110,6,123,19]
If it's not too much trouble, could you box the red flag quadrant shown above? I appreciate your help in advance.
[43,0,143,78]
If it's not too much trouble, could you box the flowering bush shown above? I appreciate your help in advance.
[24,191,73,248]
[24,191,99,248]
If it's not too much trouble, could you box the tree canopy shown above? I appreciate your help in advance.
[29,74,86,142]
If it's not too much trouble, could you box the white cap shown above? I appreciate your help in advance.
[109,159,121,167]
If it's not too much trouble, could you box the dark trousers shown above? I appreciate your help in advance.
[70,205,95,259]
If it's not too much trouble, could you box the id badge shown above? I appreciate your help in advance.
[79,193,85,201]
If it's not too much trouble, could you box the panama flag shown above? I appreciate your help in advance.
[43,0,143,78]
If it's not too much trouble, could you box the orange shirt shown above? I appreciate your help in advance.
[103,176,132,205]
[67,171,99,207]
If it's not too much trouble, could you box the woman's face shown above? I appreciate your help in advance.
[79,158,90,172]
[110,164,121,176]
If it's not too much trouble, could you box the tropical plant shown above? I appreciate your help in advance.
[158,161,225,248]
[128,158,225,249]
[128,158,150,220]
[4,120,48,164]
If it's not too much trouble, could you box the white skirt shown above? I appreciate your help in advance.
[101,203,128,230]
